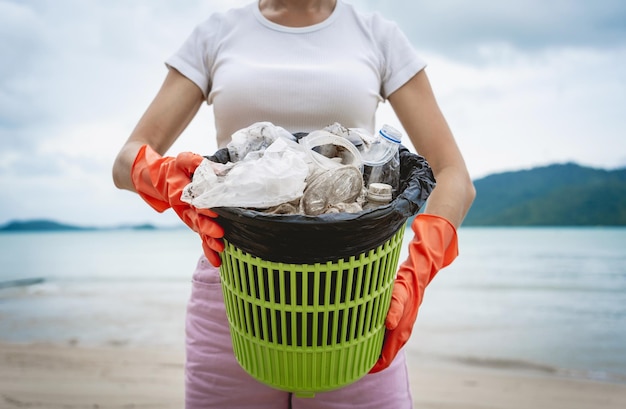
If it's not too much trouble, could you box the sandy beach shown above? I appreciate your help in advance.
[1,342,625,409]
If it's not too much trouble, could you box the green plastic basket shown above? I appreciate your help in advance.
[218,227,404,398]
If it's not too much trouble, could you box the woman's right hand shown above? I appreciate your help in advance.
[131,144,225,267]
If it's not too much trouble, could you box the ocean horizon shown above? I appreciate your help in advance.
[1,226,625,383]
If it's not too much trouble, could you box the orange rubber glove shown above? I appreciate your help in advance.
[131,144,225,266]
[370,213,458,373]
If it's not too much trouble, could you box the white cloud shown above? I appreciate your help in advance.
[361,0,626,55]
[376,43,626,178]
[442,45,626,177]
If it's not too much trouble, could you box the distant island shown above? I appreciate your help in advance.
[463,162,626,226]
[0,219,160,232]
[1,162,625,230]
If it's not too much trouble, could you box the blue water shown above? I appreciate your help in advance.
[410,227,626,382]
[1,227,625,382]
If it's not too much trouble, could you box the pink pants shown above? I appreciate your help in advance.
[186,256,413,409]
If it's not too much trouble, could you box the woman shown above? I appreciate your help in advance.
[112,1,475,407]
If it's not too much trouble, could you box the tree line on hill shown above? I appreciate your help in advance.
[462,162,626,226]
[0,220,158,232]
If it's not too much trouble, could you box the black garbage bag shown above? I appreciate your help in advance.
[205,145,435,263]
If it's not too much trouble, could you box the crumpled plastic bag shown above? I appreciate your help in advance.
[181,137,309,209]
[227,121,296,162]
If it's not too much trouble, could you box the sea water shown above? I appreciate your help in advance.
[0,227,625,381]
[410,227,626,382]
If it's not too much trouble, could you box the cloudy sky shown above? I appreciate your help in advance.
[1,0,625,226]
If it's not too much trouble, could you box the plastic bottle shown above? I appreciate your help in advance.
[363,183,393,210]
[361,124,402,197]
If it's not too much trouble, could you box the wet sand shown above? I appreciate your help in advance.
[1,342,625,409]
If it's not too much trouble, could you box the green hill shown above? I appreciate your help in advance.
[0,219,92,232]
[0,220,159,232]
[463,163,626,226]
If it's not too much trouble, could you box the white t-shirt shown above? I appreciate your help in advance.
[166,1,426,148]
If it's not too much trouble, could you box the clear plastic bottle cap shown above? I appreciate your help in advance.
[367,183,393,203]
[379,124,402,144]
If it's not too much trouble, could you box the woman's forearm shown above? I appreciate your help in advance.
[422,164,476,228]
[112,68,205,193]
[112,141,145,192]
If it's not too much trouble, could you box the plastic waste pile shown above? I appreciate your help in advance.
[181,121,404,216]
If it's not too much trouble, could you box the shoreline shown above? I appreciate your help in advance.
[2,341,625,409]
[405,349,626,386]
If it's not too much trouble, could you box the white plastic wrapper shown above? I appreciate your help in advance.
[181,138,310,209]
[227,121,296,162]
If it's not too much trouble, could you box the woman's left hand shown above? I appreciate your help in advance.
[370,214,458,373]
